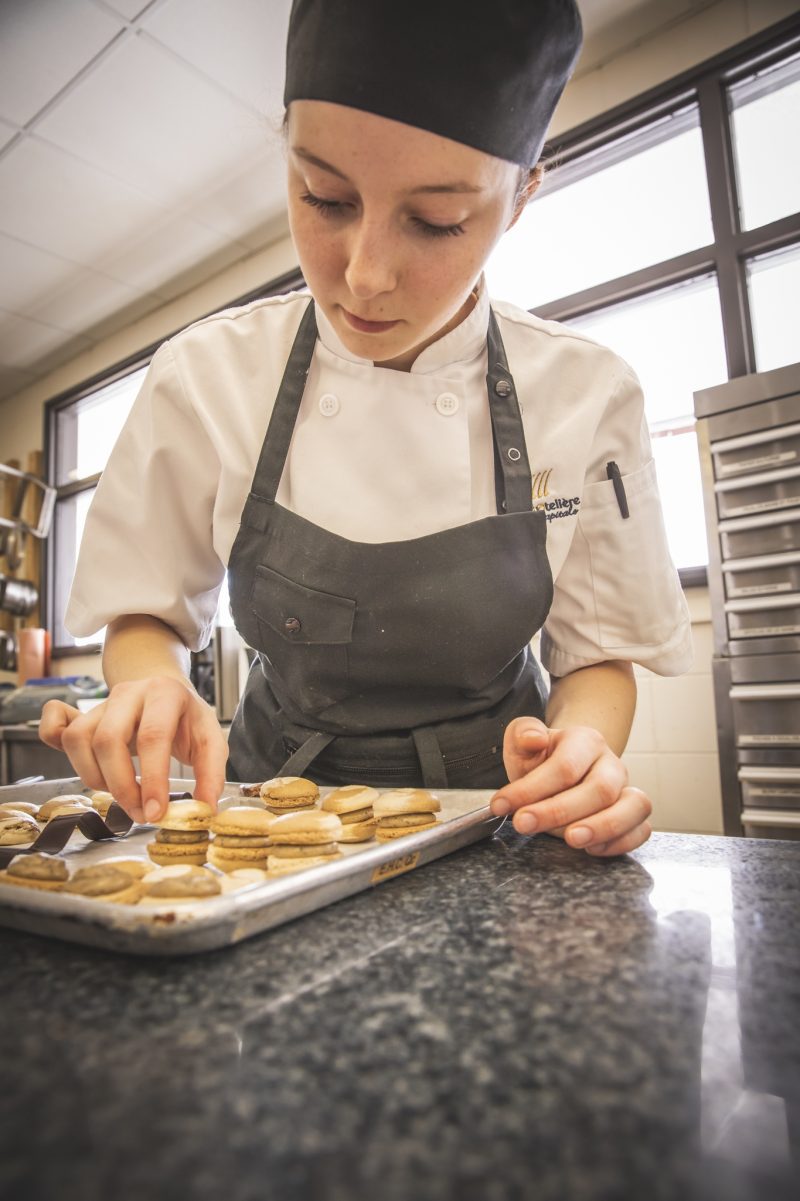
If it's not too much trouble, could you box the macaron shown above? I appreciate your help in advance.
[208,806,273,873]
[373,789,441,841]
[218,868,270,893]
[0,801,39,818]
[322,785,378,843]
[88,791,116,818]
[146,799,213,867]
[63,865,142,905]
[1,852,69,892]
[94,857,150,880]
[139,869,222,905]
[259,776,319,813]
[0,815,39,846]
[37,795,92,824]
[266,809,343,875]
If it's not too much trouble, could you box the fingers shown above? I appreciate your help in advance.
[564,789,652,855]
[493,725,611,818]
[39,700,82,750]
[188,718,228,811]
[501,716,550,783]
[55,704,111,794]
[134,683,194,823]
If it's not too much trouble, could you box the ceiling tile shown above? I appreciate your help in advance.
[0,234,87,314]
[94,212,247,297]
[0,137,168,266]
[182,151,287,248]
[100,0,154,19]
[0,0,123,126]
[22,269,152,337]
[36,33,273,207]
[0,308,93,370]
[143,0,290,119]
[0,118,18,154]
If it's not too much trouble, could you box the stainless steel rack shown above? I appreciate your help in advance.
[695,361,800,837]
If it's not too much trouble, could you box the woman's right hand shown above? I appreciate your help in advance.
[39,676,228,824]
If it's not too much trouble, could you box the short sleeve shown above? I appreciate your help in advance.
[540,364,693,678]
[65,343,225,652]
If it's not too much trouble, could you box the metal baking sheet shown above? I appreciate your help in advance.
[0,778,501,955]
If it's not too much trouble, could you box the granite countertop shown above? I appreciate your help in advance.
[1,827,798,1201]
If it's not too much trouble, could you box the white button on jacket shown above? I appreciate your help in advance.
[435,392,459,416]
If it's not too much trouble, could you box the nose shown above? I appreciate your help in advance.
[344,216,398,300]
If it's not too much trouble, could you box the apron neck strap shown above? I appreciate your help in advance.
[249,300,532,515]
[486,308,533,515]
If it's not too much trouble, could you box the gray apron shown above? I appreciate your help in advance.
[227,301,553,789]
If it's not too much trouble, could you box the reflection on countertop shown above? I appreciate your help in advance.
[1,829,798,1201]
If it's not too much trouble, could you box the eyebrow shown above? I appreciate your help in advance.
[292,147,485,194]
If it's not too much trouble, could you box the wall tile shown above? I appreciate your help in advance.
[651,673,719,754]
[654,753,724,834]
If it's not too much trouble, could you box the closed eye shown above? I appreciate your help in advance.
[300,191,465,239]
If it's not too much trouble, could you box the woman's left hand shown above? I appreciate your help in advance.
[491,716,652,857]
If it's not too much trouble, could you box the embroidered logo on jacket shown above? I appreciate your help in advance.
[531,467,580,521]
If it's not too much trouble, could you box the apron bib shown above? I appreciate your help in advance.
[227,301,553,788]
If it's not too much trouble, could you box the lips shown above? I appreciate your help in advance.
[342,308,399,334]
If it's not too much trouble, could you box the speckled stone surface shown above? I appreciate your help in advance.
[1,829,798,1201]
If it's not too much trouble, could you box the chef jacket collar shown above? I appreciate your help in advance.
[313,276,490,375]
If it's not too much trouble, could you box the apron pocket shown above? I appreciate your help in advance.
[249,565,356,713]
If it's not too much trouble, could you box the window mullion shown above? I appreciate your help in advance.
[697,75,755,378]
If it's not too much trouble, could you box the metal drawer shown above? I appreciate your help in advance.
[738,765,800,810]
[730,682,800,749]
[725,593,800,639]
[714,463,800,520]
[719,508,800,559]
[722,549,800,598]
[712,421,800,480]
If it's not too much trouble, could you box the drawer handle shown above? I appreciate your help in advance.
[711,422,800,456]
[738,766,800,783]
[725,592,800,613]
[741,808,800,828]
[714,463,800,492]
[722,550,800,573]
[719,507,800,534]
[730,684,800,700]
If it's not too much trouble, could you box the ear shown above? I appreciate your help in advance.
[506,168,544,231]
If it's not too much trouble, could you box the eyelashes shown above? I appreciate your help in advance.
[299,191,466,239]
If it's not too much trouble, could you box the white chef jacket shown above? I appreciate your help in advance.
[66,277,693,678]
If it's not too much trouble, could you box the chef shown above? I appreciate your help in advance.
[42,0,693,857]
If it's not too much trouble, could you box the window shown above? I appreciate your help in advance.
[46,271,303,652]
[486,21,800,577]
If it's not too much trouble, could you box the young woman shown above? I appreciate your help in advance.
[42,0,692,857]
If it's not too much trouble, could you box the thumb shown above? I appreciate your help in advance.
[503,716,551,779]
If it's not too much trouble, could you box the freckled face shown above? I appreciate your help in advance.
[286,101,520,369]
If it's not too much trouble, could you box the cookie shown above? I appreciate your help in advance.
[0,815,39,846]
[140,871,222,903]
[94,857,149,880]
[268,810,343,845]
[1,853,69,891]
[63,865,142,904]
[373,788,441,842]
[88,791,116,818]
[0,801,39,818]
[322,785,379,842]
[259,776,319,812]
[207,806,273,872]
[37,795,92,823]
[156,799,213,832]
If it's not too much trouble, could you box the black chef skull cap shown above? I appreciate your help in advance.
[283,0,583,167]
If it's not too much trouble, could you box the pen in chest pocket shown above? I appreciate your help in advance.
[606,461,630,519]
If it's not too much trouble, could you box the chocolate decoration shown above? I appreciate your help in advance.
[0,793,192,869]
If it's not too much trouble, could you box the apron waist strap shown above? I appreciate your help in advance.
[278,725,451,789]
[278,730,336,777]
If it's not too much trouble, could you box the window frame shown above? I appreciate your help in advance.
[532,13,800,587]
